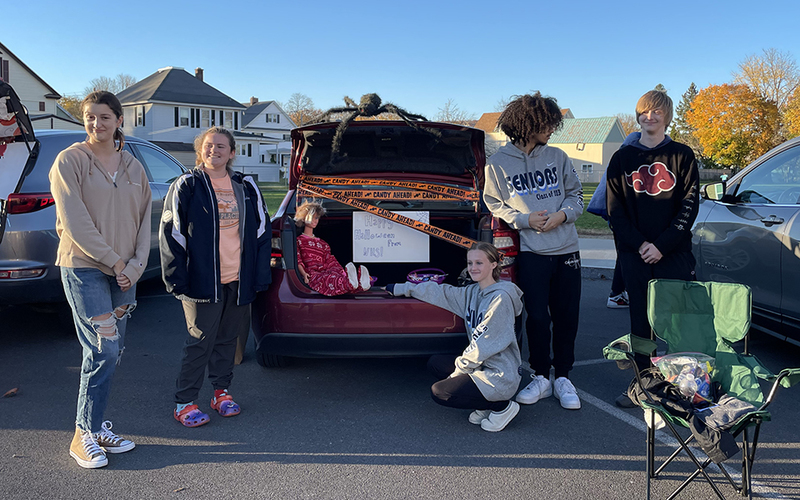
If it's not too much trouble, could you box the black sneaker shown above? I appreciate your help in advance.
[615,391,637,409]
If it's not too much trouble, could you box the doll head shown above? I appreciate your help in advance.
[295,201,327,228]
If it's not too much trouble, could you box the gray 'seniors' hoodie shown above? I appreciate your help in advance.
[392,280,524,401]
[483,143,583,255]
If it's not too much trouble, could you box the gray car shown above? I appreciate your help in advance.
[692,136,800,346]
[0,129,186,307]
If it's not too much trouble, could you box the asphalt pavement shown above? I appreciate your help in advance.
[1,252,799,499]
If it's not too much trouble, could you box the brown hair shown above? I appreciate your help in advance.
[81,91,125,151]
[469,242,502,281]
[636,90,673,131]
[193,127,236,168]
[295,201,326,227]
[497,92,563,147]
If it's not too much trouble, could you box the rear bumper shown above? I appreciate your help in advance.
[255,331,465,358]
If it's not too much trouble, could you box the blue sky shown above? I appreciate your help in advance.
[5,0,799,120]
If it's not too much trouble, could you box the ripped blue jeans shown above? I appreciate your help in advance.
[61,267,137,433]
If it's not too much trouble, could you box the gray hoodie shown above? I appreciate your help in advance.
[392,280,524,401]
[483,142,583,255]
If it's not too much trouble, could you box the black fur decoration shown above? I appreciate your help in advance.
[312,93,442,165]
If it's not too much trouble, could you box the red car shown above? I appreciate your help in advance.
[251,120,520,367]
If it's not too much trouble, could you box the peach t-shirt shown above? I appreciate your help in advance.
[210,174,240,284]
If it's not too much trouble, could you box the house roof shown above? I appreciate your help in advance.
[474,109,575,134]
[0,41,61,99]
[116,67,245,109]
[241,101,274,128]
[549,117,624,144]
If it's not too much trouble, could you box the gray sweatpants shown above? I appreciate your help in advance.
[175,282,250,404]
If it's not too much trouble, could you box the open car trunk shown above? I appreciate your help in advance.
[289,209,487,290]
[0,81,38,245]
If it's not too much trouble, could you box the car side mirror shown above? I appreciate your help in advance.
[701,182,725,201]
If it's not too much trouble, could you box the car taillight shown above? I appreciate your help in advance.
[491,218,519,268]
[7,193,55,214]
[0,268,46,279]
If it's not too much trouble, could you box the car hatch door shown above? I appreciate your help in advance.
[0,81,38,245]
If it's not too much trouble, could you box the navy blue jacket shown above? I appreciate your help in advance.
[159,167,271,305]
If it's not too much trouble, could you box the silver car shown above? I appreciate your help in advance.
[693,136,800,346]
[0,129,186,307]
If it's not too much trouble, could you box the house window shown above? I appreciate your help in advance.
[223,111,233,129]
[180,108,190,127]
[201,109,210,128]
[266,114,280,123]
[136,106,144,126]
[39,102,45,112]
[0,58,8,82]
[283,134,291,140]
[269,153,277,163]
[240,145,246,156]
[581,164,593,174]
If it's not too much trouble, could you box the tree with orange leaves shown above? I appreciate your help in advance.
[685,83,780,168]
[785,87,800,139]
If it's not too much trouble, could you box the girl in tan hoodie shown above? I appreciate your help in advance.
[49,91,151,469]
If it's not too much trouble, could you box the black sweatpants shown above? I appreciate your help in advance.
[516,251,582,379]
[175,282,251,404]
[618,250,695,369]
[427,355,508,411]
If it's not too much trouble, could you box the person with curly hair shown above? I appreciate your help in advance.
[483,93,584,410]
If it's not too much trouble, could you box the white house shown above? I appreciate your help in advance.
[0,41,82,131]
[117,67,285,181]
[240,98,295,178]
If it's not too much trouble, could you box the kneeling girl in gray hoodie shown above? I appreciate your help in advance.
[386,242,523,432]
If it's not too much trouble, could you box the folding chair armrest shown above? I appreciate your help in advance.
[739,354,776,381]
[759,367,800,411]
[603,334,657,360]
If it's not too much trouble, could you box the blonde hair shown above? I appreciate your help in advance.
[635,90,673,131]
[469,242,502,281]
[194,127,236,168]
[295,201,326,227]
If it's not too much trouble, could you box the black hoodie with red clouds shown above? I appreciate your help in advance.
[606,138,699,255]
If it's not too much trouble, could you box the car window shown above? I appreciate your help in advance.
[133,144,185,184]
[735,145,800,205]
[19,134,84,192]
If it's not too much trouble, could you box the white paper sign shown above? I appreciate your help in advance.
[352,211,429,263]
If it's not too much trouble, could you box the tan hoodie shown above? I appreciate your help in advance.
[49,142,152,283]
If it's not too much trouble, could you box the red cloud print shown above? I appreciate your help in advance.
[625,162,677,195]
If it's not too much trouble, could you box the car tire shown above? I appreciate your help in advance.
[256,351,290,368]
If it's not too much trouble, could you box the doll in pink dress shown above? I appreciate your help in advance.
[295,201,371,296]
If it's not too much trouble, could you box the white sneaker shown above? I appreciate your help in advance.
[607,293,630,308]
[516,374,552,404]
[480,402,520,432]
[93,420,135,454]
[345,262,358,289]
[643,409,666,429]
[468,409,491,425]
[359,265,371,290]
[553,377,581,410]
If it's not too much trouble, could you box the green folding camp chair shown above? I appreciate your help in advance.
[603,279,800,499]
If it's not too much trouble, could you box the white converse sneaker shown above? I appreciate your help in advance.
[643,409,666,429]
[468,409,491,425]
[359,265,371,290]
[480,401,520,432]
[516,374,552,404]
[69,428,108,469]
[345,262,358,289]
[553,377,581,410]
[93,420,135,454]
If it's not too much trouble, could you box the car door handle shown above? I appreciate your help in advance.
[760,215,784,226]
